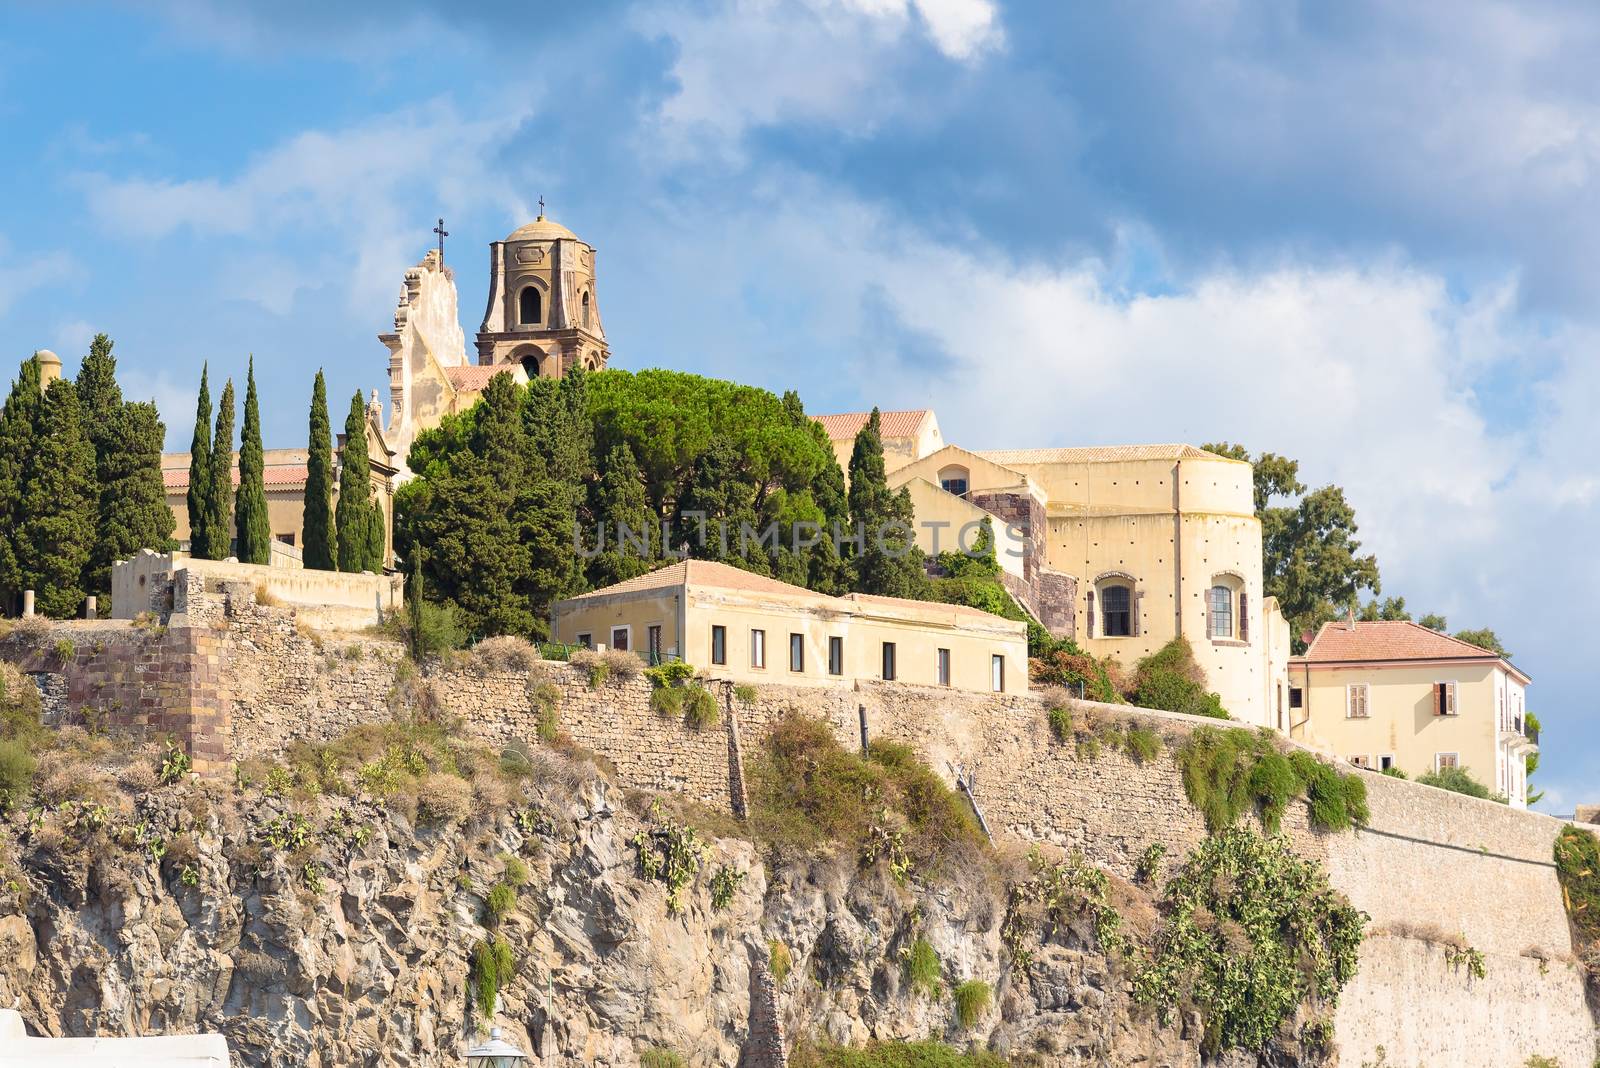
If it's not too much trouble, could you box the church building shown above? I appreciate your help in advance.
[158,209,607,562]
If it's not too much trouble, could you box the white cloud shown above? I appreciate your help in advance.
[73,99,531,314]
[640,0,999,151]
[0,236,78,320]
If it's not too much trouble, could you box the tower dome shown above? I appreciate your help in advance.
[476,210,609,379]
[35,349,62,387]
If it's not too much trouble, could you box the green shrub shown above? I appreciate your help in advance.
[789,1040,1007,1068]
[1555,824,1600,945]
[1130,638,1229,719]
[1133,828,1367,1055]
[733,683,759,705]
[769,939,793,985]
[54,638,75,662]
[747,712,985,876]
[633,814,707,914]
[400,600,467,658]
[639,1050,685,1068]
[1124,726,1162,763]
[501,854,531,887]
[650,684,685,717]
[1417,765,1493,800]
[469,936,515,1019]
[1046,705,1072,742]
[905,936,941,999]
[952,979,990,1028]
[0,740,36,813]
[1177,727,1366,834]
[157,742,192,786]
[1134,842,1167,884]
[485,881,517,924]
[1381,765,1408,779]
[1031,637,1119,703]
[709,864,744,910]
[683,685,719,730]
[644,661,697,688]
[529,680,561,743]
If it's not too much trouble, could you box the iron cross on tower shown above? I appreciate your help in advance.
[433,217,449,263]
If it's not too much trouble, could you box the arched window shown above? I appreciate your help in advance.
[937,464,970,497]
[1209,585,1234,638]
[581,290,592,328]
[1101,585,1132,637]
[519,286,542,325]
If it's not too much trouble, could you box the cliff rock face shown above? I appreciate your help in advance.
[0,757,1277,1067]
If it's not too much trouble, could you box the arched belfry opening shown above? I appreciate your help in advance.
[476,210,610,376]
[519,286,542,325]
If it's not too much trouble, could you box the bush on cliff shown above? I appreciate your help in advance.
[1029,635,1120,704]
[1176,726,1367,834]
[790,1040,1006,1068]
[748,712,985,878]
[1554,824,1600,945]
[1129,638,1229,719]
[1415,765,1494,800]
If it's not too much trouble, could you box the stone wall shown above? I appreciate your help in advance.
[3,595,1595,1067]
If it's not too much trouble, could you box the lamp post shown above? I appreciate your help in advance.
[465,1026,527,1068]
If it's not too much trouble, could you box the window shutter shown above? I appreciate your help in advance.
[1132,588,1141,637]
[1447,682,1457,715]
[1087,589,1095,638]
[1239,591,1249,642]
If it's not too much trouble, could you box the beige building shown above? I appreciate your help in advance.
[814,409,943,475]
[1288,619,1537,807]
[550,559,1028,694]
[816,414,1289,728]
[160,405,398,565]
[383,212,608,478]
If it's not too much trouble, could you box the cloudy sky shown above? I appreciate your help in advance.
[2,1,1597,808]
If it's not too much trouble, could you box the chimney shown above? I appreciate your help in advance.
[1346,607,1357,631]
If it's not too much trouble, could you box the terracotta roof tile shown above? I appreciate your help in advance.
[977,444,1224,465]
[1296,620,1527,679]
[813,410,932,441]
[446,365,502,391]
[163,466,309,491]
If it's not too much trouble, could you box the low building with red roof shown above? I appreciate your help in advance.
[1288,617,1537,806]
[550,559,1027,694]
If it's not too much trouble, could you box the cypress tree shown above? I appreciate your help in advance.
[199,379,235,560]
[0,356,44,611]
[234,357,271,564]
[337,392,380,572]
[587,443,656,588]
[187,366,212,556]
[19,380,96,616]
[76,334,122,437]
[303,371,337,570]
[90,402,177,599]
[846,408,927,598]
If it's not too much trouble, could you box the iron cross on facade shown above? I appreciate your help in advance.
[433,218,449,262]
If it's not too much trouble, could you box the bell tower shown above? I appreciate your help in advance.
[475,209,609,378]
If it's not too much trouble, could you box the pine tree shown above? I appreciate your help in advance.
[186,366,212,555]
[0,356,44,611]
[199,379,235,560]
[75,334,122,437]
[234,357,271,564]
[89,402,177,599]
[337,392,381,572]
[303,371,337,570]
[19,380,96,616]
[846,408,926,598]
[587,443,656,588]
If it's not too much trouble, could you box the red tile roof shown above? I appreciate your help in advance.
[163,466,309,492]
[813,409,933,441]
[979,444,1224,464]
[1295,620,1529,680]
[446,365,502,392]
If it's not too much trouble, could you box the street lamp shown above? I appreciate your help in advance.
[465,1027,527,1068]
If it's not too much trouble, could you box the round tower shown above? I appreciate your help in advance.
[35,350,62,388]
[475,212,609,378]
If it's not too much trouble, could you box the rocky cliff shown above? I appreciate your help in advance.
[0,729,1303,1068]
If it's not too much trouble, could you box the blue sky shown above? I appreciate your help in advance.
[2,0,1597,809]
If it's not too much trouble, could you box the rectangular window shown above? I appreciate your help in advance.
[1101,585,1132,637]
[991,654,1005,693]
[1289,686,1304,709]
[577,633,593,649]
[1435,752,1459,771]
[940,477,969,496]
[1348,754,1371,769]
[881,642,897,681]
[610,626,630,652]
[711,625,727,666]
[1208,585,1233,638]
[647,625,662,663]
[937,648,951,687]
[1434,681,1458,716]
[1346,683,1369,719]
[828,636,843,676]
[789,633,804,673]
[750,629,766,669]
[1378,754,1395,771]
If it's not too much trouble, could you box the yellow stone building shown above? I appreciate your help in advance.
[1288,619,1537,807]
[550,559,1029,694]
[816,415,1291,727]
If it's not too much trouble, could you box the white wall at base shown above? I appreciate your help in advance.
[112,550,403,631]
[0,1009,229,1067]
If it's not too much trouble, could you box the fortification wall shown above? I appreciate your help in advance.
[3,597,1594,1066]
